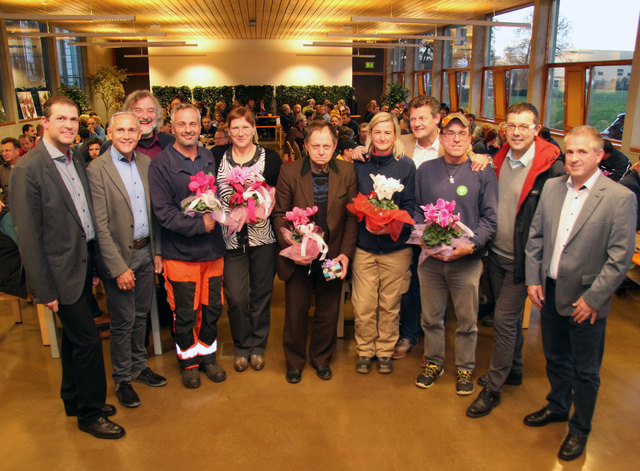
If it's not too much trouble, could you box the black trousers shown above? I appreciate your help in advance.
[283,265,343,370]
[59,249,107,424]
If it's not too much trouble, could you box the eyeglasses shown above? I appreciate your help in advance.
[442,130,470,139]
[506,123,537,133]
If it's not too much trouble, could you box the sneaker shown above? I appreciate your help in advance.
[377,357,393,374]
[181,367,201,389]
[115,381,141,408]
[355,356,373,374]
[456,370,474,396]
[200,362,226,382]
[133,367,167,387]
[415,362,444,389]
[392,338,415,359]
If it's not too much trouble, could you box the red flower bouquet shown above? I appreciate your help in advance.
[347,173,415,241]
[224,164,275,235]
[181,171,226,224]
[279,206,329,263]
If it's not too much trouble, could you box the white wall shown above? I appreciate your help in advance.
[148,39,352,87]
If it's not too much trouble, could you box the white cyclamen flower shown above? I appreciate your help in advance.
[369,173,404,200]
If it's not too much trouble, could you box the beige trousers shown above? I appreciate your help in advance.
[352,247,413,358]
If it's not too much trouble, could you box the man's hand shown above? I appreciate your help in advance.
[351,145,368,162]
[294,255,316,266]
[334,254,350,279]
[527,285,545,309]
[367,225,390,235]
[203,213,216,233]
[45,299,59,313]
[116,268,136,291]
[469,153,491,171]
[434,244,474,262]
[571,296,598,324]
[154,255,163,274]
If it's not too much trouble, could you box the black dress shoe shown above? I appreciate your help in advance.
[524,407,569,427]
[286,369,302,384]
[466,388,501,418]
[558,433,588,461]
[316,365,333,380]
[66,404,116,418]
[116,381,141,408]
[133,367,167,387]
[78,416,125,439]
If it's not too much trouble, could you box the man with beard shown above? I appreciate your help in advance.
[102,90,174,159]
[149,104,226,389]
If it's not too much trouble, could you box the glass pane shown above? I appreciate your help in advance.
[393,43,407,72]
[486,6,534,66]
[549,0,638,62]
[6,20,47,89]
[482,70,495,119]
[415,39,433,71]
[56,28,84,87]
[442,74,449,106]
[443,26,473,68]
[425,72,432,96]
[545,68,565,130]
[458,71,470,112]
[587,65,631,139]
[508,68,529,105]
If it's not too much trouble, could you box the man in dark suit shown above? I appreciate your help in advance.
[88,111,167,409]
[525,125,636,461]
[10,96,125,439]
[273,120,358,384]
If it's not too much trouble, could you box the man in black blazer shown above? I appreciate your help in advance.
[10,96,125,439]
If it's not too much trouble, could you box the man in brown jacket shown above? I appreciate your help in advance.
[273,120,358,384]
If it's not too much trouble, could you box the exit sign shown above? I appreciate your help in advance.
[364,62,375,69]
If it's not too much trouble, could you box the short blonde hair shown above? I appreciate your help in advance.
[565,125,604,151]
[366,112,404,160]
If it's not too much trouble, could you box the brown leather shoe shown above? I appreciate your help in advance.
[201,362,226,382]
[392,338,415,359]
[250,354,265,371]
[181,367,201,389]
[234,356,249,372]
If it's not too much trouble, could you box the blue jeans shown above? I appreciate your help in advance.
[0,212,17,243]
[541,278,606,437]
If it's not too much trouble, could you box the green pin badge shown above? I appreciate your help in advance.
[456,185,468,196]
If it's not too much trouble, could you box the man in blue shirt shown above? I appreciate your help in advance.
[88,111,167,409]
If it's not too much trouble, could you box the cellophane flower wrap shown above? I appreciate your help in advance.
[407,198,474,263]
[181,171,226,223]
[346,173,415,241]
[224,164,275,235]
[279,206,329,263]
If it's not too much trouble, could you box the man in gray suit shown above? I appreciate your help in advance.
[524,125,636,461]
[10,96,125,439]
[88,111,167,409]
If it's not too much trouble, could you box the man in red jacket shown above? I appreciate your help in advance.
[466,102,564,418]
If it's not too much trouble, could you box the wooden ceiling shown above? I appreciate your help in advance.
[2,1,527,40]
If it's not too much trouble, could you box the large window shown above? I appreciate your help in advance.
[7,21,47,90]
[413,39,433,97]
[443,26,472,68]
[543,0,637,137]
[442,26,472,110]
[481,6,533,120]
[56,28,84,87]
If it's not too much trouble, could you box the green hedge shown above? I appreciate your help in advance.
[151,85,353,115]
[152,85,192,109]
[192,86,233,114]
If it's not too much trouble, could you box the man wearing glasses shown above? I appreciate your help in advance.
[467,102,564,418]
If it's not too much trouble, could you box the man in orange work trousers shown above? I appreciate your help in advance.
[149,103,226,389]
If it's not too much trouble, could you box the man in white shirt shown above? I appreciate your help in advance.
[524,125,636,461]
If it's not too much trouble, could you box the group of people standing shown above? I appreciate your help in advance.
[8,89,637,464]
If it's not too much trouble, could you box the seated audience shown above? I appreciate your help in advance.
[472,129,500,157]
[600,139,631,181]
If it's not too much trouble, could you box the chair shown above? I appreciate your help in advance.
[0,292,23,324]
[292,141,303,161]
[285,141,294,162]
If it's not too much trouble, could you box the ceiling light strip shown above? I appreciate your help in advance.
[351,16,530,28]
[327,33,464,41]
[307,42,430,49]
[124,54,207,58]
[13,32,167,38]
[296,54,376,58]
[0,14,135,21]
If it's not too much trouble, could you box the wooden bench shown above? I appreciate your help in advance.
[0,292,24,324]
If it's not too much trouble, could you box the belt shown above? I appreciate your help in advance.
[133,237,150,250]
[547,277,556,285]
